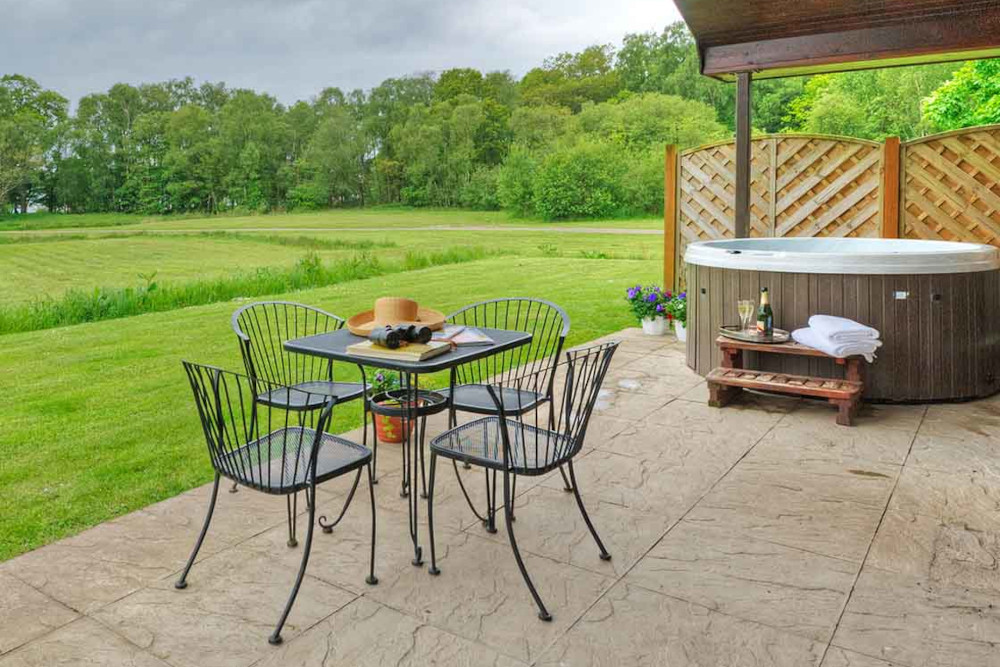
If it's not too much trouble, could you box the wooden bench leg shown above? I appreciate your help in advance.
[832,398,857,427]
[709,381,742,408]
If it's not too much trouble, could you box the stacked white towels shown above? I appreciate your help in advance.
[792,315,882,362]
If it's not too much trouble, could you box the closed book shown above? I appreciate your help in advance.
[346,340,451,362]
[450,327,495,347]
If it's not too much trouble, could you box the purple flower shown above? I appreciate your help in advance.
[646,293,658,303]
[679,292,686,299]
[627,287,638,299]
[656,303,664,313]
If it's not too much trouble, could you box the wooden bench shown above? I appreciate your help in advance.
[707,336,864,426]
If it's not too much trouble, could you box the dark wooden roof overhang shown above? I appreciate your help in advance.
[673,0,1000,80]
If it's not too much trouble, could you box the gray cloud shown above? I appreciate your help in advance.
[1,0,678,104]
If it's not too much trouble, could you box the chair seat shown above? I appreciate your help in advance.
[439,384,546,416]
[430,416,570,474]
[221,427,370,493]
[256,381,365,411]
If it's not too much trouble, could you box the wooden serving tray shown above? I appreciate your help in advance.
[718,325,790,344]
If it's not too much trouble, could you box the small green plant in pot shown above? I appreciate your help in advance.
[626,284,671,336]
[666,291,687,342]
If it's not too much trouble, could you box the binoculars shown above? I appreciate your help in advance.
[369,324,432,349]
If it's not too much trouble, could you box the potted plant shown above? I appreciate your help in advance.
[626,284,671,336]
[367,370,408,443]
[666,291,687,341]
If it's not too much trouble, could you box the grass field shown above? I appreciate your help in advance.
[0,207,664,232]
[0,209,664,561]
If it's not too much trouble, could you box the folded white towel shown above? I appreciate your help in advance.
[808,315,880,343]
[792,327,882,363]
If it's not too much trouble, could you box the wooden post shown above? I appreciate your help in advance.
[734,72,752,239]
[881,136,901,239]
[664,144,678,290]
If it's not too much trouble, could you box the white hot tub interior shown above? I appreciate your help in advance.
[684,237,1000,275]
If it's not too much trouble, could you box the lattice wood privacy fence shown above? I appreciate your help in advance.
[665,126,1000,289]
[901,125,1000,247]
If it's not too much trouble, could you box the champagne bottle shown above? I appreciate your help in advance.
[756,287,773,335]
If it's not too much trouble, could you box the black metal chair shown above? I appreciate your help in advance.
[426,341,619,621]
[176,362,377,645]
[232,301,369,544]
[442,298,572,531]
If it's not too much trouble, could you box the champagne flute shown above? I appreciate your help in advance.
[737,299,754,333]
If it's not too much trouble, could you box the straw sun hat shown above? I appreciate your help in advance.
[346,297,446,336]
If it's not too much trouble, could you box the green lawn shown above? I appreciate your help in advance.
[0,235,390,304]
[0,256,658,561]
[0,229,662,305]
[0,207,664,233]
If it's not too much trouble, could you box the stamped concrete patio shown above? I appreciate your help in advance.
[2,328,999,667]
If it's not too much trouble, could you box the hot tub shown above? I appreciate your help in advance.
[684,237,1000,402]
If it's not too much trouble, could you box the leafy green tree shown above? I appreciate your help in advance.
[434,68,483,102]
[521,45,621,111]
[923,59,1000,132]
[290,105,368,208]
[784,65,958,139]
[509,105,571,150]
[576,92,725,149]
[0,75,67,212]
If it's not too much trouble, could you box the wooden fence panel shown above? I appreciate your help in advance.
[901,125,1000,247]
[675,134,883,286]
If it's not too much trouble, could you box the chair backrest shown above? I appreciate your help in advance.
[447,298,570,391]
[232,301,345,386]
[183,361,335,492]
[489,340,619,467]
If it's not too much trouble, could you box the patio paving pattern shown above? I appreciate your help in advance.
[2,328,999,666]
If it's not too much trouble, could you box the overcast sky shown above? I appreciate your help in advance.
[2,0,681,105]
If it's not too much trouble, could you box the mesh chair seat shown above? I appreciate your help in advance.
[439,384,546,416]
[430,416,570,475]
[256,381,365,411]
[221,427,370,493]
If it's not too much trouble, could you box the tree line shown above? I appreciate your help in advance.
[2,23,997,219]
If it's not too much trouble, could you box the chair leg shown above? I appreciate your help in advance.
[427,453,441,576]
[229,481,239,494]
[557,465,573,492]
[319,468,362,534]
[369,409,379,484]
[175,474,220,590]
[484,469,498,534]
[567,461,611,561]
[365,463,379,585]
[286,492,298,548]
[502,468,551,621]
[270,485,317,645]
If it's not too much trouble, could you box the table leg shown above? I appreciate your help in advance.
[406,372,423,566]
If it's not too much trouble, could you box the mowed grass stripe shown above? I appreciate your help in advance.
[0,256,659,561]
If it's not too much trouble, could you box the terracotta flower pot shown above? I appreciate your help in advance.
[373,400,419,443]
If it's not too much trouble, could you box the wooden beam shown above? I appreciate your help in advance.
[664,144,678,290]
[881,137,901,239]
[734,72,752,239]
[702,8,1000,78]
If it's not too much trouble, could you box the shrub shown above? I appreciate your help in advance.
[621,148,664,215]
[497,146,537,216]
[533,140,627,220]
[459,166,500,210]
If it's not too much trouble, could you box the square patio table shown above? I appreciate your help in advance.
[284,327,532,567]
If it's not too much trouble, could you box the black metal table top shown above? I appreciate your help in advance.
[283,327,532,373]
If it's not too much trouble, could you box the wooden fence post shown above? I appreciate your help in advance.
[664,144,678,290]
[881,136,901,238]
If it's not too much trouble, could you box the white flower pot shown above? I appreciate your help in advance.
[674,320,687,342]
[641,316,668,336]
